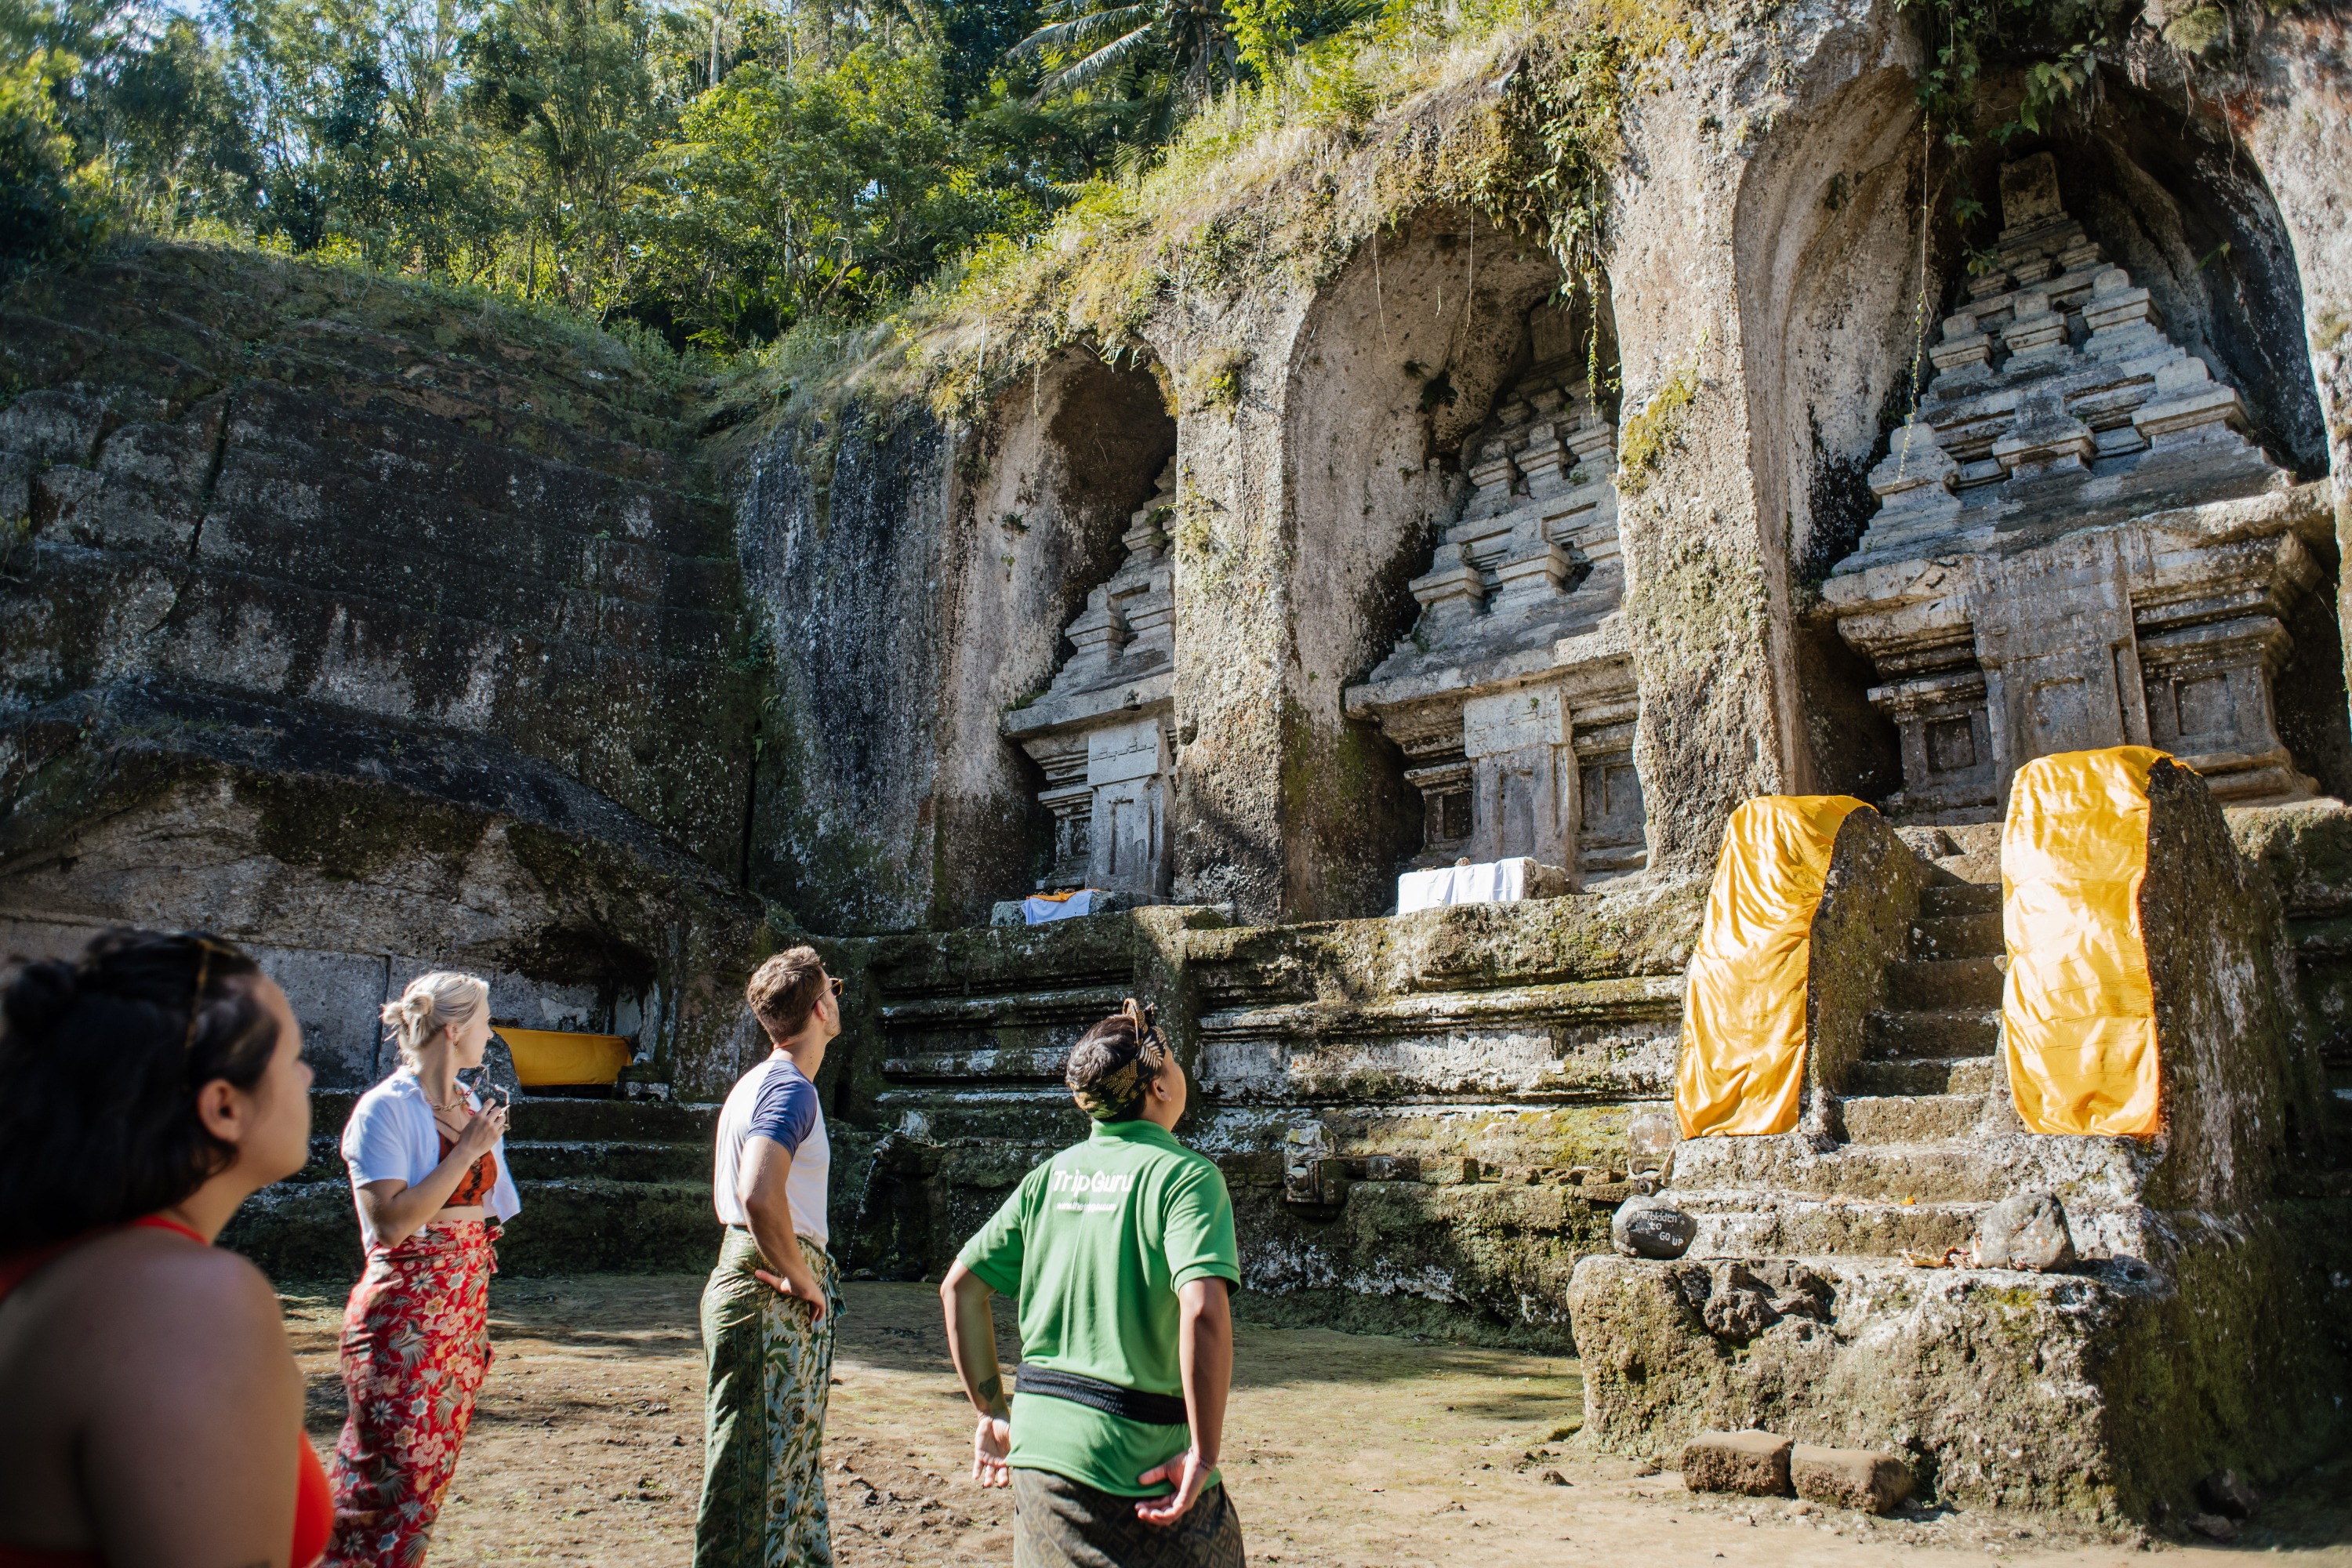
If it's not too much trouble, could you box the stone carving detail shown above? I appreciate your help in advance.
[1346,310,1646,885]
[1004,463,1178,896]
[1824,154,2327,818]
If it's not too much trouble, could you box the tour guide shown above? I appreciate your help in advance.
[941,1000,1244,1566]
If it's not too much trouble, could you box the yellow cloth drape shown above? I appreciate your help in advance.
[499,1029,633,1087]
[1675,795,1871,1138]
[2001,746,2167,1137]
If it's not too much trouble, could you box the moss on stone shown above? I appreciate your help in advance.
[1616,357,1700,494]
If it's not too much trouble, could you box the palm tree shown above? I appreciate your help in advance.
[1007,0,1235,105]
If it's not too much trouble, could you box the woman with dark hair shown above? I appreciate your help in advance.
[0,928,331,1568]
[940,999,1245,1568]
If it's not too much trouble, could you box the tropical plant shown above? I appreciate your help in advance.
[1007,0,1236,103]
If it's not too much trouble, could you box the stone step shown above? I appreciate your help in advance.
[1919,882,2002,916]
[1864,1007,2000,1059]
[221,1177,722,1280]
[296,1134,712,1185]
[1840,1092,1998,1142]
[1846,1054,2002,1097]
[1886,957,2005,1011]
[306,1091,720,1143]
[1669,1190,2166,1265]
[1673,1191,1986,1259]
[1907,912,2004,962]
[1665,1129,2153,1205]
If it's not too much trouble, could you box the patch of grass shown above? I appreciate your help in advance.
[1185,347,1253,412]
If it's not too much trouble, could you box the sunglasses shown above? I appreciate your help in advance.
[179,935,242,1052]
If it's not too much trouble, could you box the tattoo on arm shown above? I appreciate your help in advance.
[977,1373,1007,1417]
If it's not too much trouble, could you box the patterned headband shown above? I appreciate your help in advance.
[1073,999,1168,1121]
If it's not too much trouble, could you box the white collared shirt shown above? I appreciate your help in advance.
[341,1066,521,1225]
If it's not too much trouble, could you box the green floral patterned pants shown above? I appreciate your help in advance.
[695,1228,841,1568]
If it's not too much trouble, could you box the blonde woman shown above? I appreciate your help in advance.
[325,972,517,1568]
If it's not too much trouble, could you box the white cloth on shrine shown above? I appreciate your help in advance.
[1022,890,1096,924]
[1396,858,1534,914]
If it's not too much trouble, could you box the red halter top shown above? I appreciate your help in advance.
[0,1215,332,1568]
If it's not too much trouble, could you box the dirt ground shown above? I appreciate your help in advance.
[281,1276,2352,1567]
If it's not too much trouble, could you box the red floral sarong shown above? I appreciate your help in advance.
[324,1220,497,1567]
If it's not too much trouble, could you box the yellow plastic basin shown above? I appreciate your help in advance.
[499,1029,633,1087]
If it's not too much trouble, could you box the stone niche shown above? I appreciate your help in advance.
[1002,463,1178,898]
[1823,153,2334,820]
[1345,303,1646,885]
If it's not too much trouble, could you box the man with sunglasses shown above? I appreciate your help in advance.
[695,947,844,1568]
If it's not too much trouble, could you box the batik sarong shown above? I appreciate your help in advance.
[1012,1467,1247,1568]
[323,1219,497,1568]
[695,1227,841,1568]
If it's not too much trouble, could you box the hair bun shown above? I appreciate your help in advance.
[3,958,85,1040]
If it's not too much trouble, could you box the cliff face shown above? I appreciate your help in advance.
[731,0,2352,932]
[734,350,1179,935]
[0,244,767,1093]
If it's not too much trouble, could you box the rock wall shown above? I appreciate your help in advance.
[720,1,2352,926]
[736,354,1177,934]
[0,243,768,1092]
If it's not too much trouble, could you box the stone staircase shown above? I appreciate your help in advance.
[1668,842,2165,1266]
[1848,879,2002,1102]
[223,1092,723,1281]
[1570,783,2347,1517]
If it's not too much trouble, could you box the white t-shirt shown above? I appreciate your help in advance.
[713,1054,829,1247]
[341,1067,521,1224]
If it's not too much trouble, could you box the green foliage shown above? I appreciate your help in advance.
[1226,0,1296,78]
[1229,0,1384,79]
[640,44,1016,345]
[209,0,494,261]
[2159,2,2229,56]
[0,37,105,273]
[1181,343,1247,410]
[1898,0,2138,154]
[5,0,1128,343]
[1010,0,1237,104]
[1472,19,1631,285]
[844,0,1694,427]
[458,0,666,310]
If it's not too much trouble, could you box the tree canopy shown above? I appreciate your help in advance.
[0,0,1385,348]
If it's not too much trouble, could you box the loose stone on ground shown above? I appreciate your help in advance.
[1792,1444,1915,1515]
[1679,1431,1795,1496]
[1613,1195,1697,1259]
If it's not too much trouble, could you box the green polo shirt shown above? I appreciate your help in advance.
[956,1117,1241,1497]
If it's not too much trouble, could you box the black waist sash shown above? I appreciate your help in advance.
[1014,1365,1189,1427]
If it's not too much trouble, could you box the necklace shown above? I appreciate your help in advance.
[423,1086,468,1112]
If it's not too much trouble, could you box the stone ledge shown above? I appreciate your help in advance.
[1567,1222,2346,1520]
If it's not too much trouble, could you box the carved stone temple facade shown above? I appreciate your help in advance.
[9,0,2352,1522]
[1822,154,2331,820]
[1003,464,1178,898]
[1344,312,1648,886]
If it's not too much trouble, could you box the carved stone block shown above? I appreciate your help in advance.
[1823,155,2327,822]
